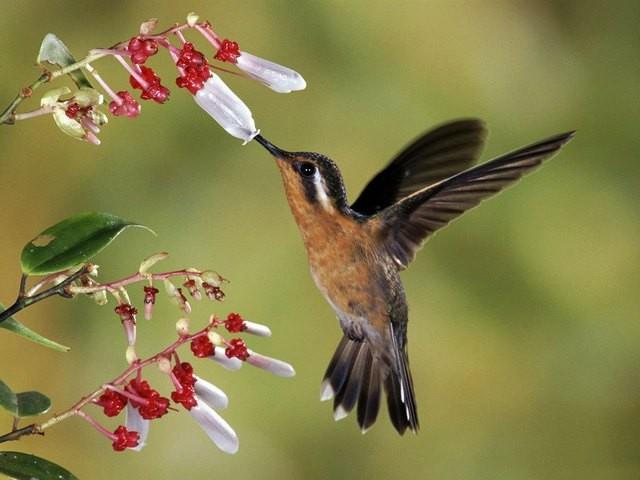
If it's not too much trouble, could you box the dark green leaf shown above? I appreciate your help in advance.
[0,381,17,416]
[0,452,78,480]
[0,303,70,352]
[20,212,153,275]
[37,33,92,89]
[15,391,51,418]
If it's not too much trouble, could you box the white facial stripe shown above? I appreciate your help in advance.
[313,172,333,211]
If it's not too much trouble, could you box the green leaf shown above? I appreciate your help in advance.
[0,452,78,480]
[20,212,153,276]
[0,383,51,417]
[37,33,93,89]
[0,303,70,352]
[15,391,51,418]
[0,381,18,415]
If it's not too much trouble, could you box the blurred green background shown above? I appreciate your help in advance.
[1,1,639,479]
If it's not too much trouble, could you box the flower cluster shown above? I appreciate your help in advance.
[60,255,294,455]
[8,13,306,144]
[87,312,292,454]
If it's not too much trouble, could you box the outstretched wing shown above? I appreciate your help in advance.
[378,131,575,269]
[351,119,488,215]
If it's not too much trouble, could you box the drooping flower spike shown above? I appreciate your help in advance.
[6,14,305,145]
[14,255,295,457]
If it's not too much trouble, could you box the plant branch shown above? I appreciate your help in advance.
[0,19,229,127]
[0,52,107,126]
[0,423,42,443]
[0,73,50,125]
[0,324,211,444]
[69,268,223,295]
[0,265,91,325]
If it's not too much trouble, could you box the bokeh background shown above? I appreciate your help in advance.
[1,1,639,479]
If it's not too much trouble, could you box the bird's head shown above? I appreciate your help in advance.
[255,134,350,219]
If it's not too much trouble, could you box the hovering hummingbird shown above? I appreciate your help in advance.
[254,120,574,434]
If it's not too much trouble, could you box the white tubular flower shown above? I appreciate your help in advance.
[246,350,296,377]
[194,375,228,409]
[189,399,239,454]
[243,320,272,337]
[208,346,243,371]
[194,73,259,144]
[125,403,149,452]
[236,52,307,93]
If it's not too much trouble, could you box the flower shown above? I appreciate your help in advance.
[127,36,159,64]
[112,425,140,451]
[190,398,239,454]
[125,403,149,452]
[193,73,259,144]
[246,350,295,377]
[175,42,212,94]
[208,346,243,370]
[183,278,202,300]
[191,335,215,357]
[203,282,225,301]
[224,312,245,333]
[130,66,170,104]
[193,375,228,410]
[109,91,141,118]
[115,303,137,346]
[214,39,241,63]
[96,389,128,417]
[127,379,170,420]
[143,286,159,320]
[243,320,272,337]
[171,362,197,410]
[169,362,237,453]
[225,338,249,361]
[188,376,237,454]
[41,86,108,145]
[165,279,192,313]
[212,37,306,93]
[235,51,307,93]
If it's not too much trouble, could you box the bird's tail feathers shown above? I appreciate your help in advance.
[321,335,418,434]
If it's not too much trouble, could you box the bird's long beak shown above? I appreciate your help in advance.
[255,134,289,159]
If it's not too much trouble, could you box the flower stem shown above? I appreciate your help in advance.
[76,411,114,440]
[69,269,211,295]
[195,24,221,49]
[84,64,121,104]
[0,73,50,125]
[13,105,56,121]
[113,55,149,90]
[0,51,106,126]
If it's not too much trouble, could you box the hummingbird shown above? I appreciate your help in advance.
[254,119,574,434]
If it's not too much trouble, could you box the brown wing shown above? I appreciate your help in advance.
[351,119,487,215]
[378,131,575,269]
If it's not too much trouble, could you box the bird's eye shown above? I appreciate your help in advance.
[297,162,317,177]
